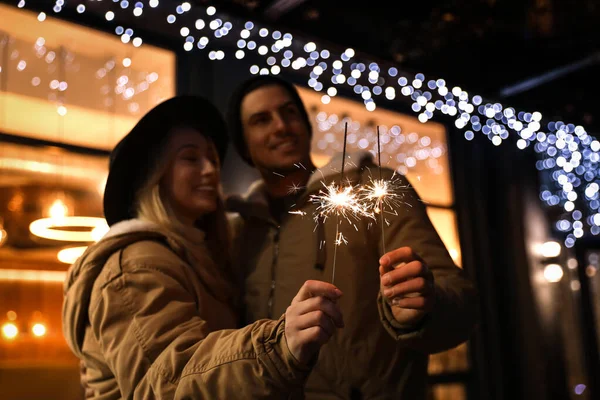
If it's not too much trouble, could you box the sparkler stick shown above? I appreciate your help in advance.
[377,126,386,254]
[331,122,349,284]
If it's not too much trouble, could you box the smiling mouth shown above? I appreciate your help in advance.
[195,186,216,193]
[273,138,297,150]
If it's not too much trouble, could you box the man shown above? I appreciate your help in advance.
[226,75,477,399]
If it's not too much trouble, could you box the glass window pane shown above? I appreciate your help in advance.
[427,207,462,267]
[0,142,107,258]
[0,3,175,149]
[298,86,454,207]
[428,342,470,374]
[429,383,466,400]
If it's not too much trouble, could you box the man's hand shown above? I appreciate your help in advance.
[379,247,435,327]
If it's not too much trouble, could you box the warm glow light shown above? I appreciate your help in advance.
[57,246,88,264]
[91,224,109,242]
[2,323,19,339]
[0,227,7,246]
[0,156,105,184]
[449,249,459,262]
[29,217,108,242]
[540,241,561,258]
[32,323,47,337]
[49,198,68,219]
[543,264,564,283]
[0,269,66,283]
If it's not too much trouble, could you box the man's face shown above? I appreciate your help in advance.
[240,84,312,173]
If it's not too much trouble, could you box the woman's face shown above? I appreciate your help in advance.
[161,127,220,225]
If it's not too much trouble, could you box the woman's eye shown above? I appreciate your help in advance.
[181,155,198,162]
[253,116,268,125]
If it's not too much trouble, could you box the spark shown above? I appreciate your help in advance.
[288,210,306,216]
[273,171,285,177]
[359,175,410,214]
[335,232,348,245]
[287,182,305,195]
[309,181,374,223]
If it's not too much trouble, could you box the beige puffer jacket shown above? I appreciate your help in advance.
[63,219,310,399]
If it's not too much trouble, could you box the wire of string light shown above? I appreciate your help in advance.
[15,0,597,247]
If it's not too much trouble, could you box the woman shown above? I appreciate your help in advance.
[62,96,344,399]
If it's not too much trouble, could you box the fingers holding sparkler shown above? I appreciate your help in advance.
[379,246,435,325]
[286,280,344,364]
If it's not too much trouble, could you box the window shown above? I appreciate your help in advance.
[0,5,175,399]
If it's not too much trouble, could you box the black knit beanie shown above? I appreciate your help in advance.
[226,76,312,166]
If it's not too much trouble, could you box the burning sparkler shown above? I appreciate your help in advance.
[330,122,350,284]
[284,124,413,283]
[310,181,373,222]
[359,174,411,215]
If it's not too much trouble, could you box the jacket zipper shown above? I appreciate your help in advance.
[266,225,280,319]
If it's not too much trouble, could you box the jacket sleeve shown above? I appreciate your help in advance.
[89,246,309,399]
[371,168,478,354]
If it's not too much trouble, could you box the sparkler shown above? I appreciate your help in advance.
[310,181,373,222]
[359,127,413,253]
[300,122,360,283]
[285,124,412,284]
[285,122,367,283]
[360,174,410,214]
[330,122,348,284]
[377,126,386,253]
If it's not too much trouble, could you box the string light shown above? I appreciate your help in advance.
[543,264,564,282]
[313,111,446,175]
[16,2,596,245]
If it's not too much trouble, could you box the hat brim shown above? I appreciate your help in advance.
[103,96,228,226]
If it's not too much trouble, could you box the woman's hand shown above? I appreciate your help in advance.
[284,280,344,365]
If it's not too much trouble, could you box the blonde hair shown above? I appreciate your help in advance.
[134,130,231,268]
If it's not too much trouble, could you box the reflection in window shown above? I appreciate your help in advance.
[0,4,175,267]
[0,3,175,149]
[300,86,453,206]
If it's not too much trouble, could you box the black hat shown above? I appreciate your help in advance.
[103,95,228,226]
[226,76,311,166]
